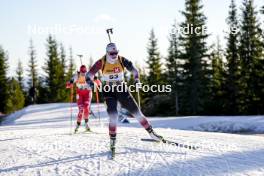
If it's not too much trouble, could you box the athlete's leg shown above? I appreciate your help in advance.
[74,93,84,133]
[118,91,150,129]
[77,93,84,125]
[83,90,92,122]
[83,90,92,130]
[105,97,118,136]
[102,90,118,152]
[118,91,163,141]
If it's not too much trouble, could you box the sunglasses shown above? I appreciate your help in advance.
[109,52,118,56]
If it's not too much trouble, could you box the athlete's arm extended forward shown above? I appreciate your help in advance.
[123,58,139,80]
[86,60,102,82]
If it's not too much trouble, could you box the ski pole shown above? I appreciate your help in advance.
[136,82,142,109]
[77,54,83,65]
[70,86,74,134]
[95,83,101,125]
[106,28,113,43]
[137,89,141,109]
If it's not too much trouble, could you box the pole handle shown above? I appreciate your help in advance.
[106,28,113,43]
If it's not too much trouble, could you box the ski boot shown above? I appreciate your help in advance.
[146,126,164,142]
[74,122,80,133]
[85,123,91,132]
[74,125,79,133]
[110,135,116,159]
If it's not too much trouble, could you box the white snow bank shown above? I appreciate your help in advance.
[190,120,264,133]
[126,115,264,134]
[2,103,264,134]
[186,116,264,133]
[1,103,106,127]
[1,107,27,125]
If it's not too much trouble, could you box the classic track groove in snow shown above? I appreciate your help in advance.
[0,103,264,176]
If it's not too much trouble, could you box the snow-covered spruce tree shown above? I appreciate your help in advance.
[238,0,264,114]
[223,0,240,115]
[27,39,38,104]
[0,46,9,113]
[179,0,210,115]
[5,78,25,114]
[166,21,181,115]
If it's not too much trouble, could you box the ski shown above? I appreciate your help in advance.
[162,138,199,150]
[109,136,116,159]
[141,138,199,150]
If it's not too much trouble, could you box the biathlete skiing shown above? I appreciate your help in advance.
[85,42,163,158]
[66,65,93,133]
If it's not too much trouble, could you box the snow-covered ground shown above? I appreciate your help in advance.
[1,103,264,176]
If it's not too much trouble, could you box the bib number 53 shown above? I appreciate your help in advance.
[109,74,118,79]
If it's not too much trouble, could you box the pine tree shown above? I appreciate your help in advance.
[209,38,225,114]
[66,47,78,102]
[36,76,49,103]
[239,0,264,114]
[28,39,38,104]
[166,21,181,115]
[5,78,25,114]
[137,65,148,105]
[66,47,76,81]
[179,0,210,115]
[146,29,162,86]
[261,6,264,31]
[43,35,64,102]
[0,46,9,113]
[57,43,67,101]
[60,43,67,77]
[223,0,240,114]
[16,60,24,90]
[143,29,172,116]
